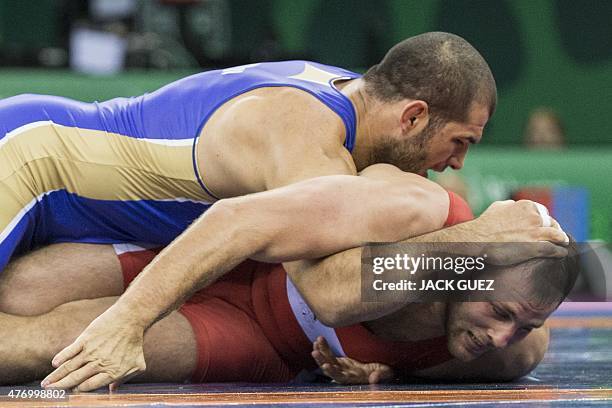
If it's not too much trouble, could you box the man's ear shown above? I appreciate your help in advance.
[400,100,429,133]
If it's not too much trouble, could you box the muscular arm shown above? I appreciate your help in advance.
[287,219,480,327]
[43,86,453,391]
[109,172,448,330]
[287,194,569,327]
[196,87,358,198]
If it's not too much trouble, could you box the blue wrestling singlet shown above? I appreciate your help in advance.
[0,61,360,271]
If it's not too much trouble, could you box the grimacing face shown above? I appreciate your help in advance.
[444,300,555,362]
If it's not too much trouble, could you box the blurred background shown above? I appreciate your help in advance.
[0,0,610,247]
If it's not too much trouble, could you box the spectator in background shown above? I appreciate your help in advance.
[523,107,566,149]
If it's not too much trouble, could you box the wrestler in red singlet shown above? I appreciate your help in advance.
[117,191,474,382]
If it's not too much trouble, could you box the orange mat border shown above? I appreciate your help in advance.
[548,317,612,328]
[2,388,611,407]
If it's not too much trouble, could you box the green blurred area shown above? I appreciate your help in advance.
[0,0,59,49]
[0,70,193,101]
[455,148,611,242]
[274,0,612,146]
[0,0,609,240]
[1,0,610,145]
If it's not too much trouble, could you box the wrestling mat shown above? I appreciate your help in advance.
[1,303,610,407]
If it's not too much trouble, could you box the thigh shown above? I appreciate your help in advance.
[180,298,294,383]
[41,296,197,383]
[0,243,124,315]
[137,308,198,383]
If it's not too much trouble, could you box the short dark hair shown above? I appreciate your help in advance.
[363,32,497,123]
[511,238,581,308]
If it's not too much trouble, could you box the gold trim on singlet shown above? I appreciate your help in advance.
[0,121,213,237]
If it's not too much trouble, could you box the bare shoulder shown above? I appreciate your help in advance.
[197,86,356,195]
[211,86,346,149]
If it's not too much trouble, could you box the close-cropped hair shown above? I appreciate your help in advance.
[516,238,580,308]
[363,32,497,124]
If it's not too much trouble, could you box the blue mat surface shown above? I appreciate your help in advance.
[1,311,610,407]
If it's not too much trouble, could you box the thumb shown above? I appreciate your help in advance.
[368,370,382,384]
[369,365,394,384]
[109,369,142,391]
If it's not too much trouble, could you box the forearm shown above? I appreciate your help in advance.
[108,200,259,328]
[106,175,413,329]
[105,171,453,330]
[288,220,486,326]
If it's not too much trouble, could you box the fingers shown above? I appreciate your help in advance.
[312,337,335,368]
[549,218,570,244]
[321,362,346,382]
[51,341,83,368]
[536,226,570,246]
[44,360,99,390]
[314,337,335,361]
[531,241,569,259]
[312,352,344,382]
[532,202,551,227]
[550,217,561,230]
[42,354,87,387]
[312,337,339,367]
[311,350,327,368]
[76,373,114,392]
[528,202,570,244]
[311,337,354,384]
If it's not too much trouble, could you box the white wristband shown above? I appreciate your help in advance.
[534,202,551,227]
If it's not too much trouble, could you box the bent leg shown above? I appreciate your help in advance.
[0,296,196,385]
[0,243,124,316]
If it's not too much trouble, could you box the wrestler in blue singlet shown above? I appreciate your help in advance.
[0,61,360,271]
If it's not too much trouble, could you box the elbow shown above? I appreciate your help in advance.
[313,306,354,328]
[314,309,343,327]
[205,198,242,232]
[307,295,362,327]
[387,185,449,241]
[416,184,450,231]
[299,286,360,327]
[205,198,268,256]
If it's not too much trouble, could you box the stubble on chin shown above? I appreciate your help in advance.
[369,133,429,174]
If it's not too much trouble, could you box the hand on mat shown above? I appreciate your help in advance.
[472,200,569,264]
[41,310,146,392]
[311,336,394,384]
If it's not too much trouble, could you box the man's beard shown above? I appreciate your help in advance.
[369,120,439,174]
